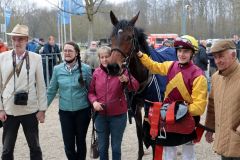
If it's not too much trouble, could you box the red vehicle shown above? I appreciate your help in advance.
[148,33,178,49]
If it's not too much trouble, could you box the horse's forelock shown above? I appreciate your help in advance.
[110,19,149,55]
[111,20,133,37]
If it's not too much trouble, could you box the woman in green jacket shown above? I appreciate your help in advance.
[47,41,92,160]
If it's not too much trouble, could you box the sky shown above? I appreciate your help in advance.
[32,0,127,9]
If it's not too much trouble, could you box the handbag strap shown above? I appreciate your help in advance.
[91,110,98,143]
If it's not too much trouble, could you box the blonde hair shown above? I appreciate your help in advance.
[97,46,111,57]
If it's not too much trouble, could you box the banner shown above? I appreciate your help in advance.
[59,0,84,25]
[62,0,70,24]
[4,7,11,27]
[72,0,84,15]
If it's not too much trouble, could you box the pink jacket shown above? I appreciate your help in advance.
[88,66,139,116]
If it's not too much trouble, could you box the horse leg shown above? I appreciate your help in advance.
[135,105,144,160]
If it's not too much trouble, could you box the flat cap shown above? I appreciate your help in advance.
[210,39,236,53]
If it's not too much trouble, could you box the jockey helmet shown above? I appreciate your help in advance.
[174,35,199,54]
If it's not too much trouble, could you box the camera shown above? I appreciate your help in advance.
[14,90,28,105]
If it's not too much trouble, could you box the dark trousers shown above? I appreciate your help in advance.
[59,107,91,160]
[222,156,240,160]
[1,113,42,160]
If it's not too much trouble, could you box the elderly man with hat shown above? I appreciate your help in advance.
[0,24,47,160]
[205,39,240,160]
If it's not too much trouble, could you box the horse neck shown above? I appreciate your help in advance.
[129,56,149,83]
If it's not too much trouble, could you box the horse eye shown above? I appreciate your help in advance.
[126,35,132,41]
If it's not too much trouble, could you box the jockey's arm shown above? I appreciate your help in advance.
[137,51,172,75]
[188,75,208,116]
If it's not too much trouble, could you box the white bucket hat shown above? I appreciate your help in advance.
[6,24,29,37]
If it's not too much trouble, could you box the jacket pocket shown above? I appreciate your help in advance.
[229,129,240,156]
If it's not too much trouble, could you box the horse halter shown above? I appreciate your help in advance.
[108,26,139,76]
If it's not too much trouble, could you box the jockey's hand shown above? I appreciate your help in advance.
[137,51,143,58]
[93,101,104,111]
[0,110,7,122]
[205,131,214,143]
[144,117,150,124]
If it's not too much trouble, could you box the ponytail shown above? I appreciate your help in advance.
[77,54,85,86]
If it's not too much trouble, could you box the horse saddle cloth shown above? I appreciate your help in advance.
[160,102,188,122]
[148,101,195,137]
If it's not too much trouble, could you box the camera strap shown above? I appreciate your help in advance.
[12,50,30,93]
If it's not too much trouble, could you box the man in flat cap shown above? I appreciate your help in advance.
[205,39,240,160]
[0,24,47,160]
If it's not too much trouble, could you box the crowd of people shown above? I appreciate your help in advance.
[0,23,239,160]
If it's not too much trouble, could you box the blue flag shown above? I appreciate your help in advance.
[62,0,70,24]
[4,7,11,27]
[59,0,84,25]
[72,0,84,15]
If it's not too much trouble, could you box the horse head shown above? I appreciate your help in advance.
[108,11,149,83]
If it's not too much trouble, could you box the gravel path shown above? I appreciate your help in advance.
[0,98,220,160]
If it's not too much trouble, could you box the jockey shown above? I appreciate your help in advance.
[137,35,208,160]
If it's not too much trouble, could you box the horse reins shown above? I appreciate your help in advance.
[111,26,140,124]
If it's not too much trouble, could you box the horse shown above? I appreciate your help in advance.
[107,11,161,160]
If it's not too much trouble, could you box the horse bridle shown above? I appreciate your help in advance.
[111,27,139,65]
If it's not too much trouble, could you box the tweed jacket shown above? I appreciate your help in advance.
[0,50,47,116]
[205,60,240,157]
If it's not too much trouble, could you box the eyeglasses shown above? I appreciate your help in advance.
[63,49,75,53]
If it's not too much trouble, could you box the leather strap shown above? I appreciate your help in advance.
[194,126,205,143]
[165,101,176,124]
[150,102,162,139]
[154,145,163,160]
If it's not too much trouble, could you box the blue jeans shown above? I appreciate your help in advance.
[59,107,91,160]
[95,113,127,160]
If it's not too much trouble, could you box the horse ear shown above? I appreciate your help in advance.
[110,10,119,26]
[129,11,140,26]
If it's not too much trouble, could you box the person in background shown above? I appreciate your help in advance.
[205,39,240,160]
[42,35,61,85]
[0,38,8,53]
[162,40,174,47]
[88,46,139,160]
[83,41,99,72]
[0,24,47,160]
[26,38,39,52]
[233,34,240,60]
[47,41,92,160]
[35,38,45,54]
[193,40,208,72]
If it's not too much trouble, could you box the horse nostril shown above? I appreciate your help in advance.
[107,63,121,76]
